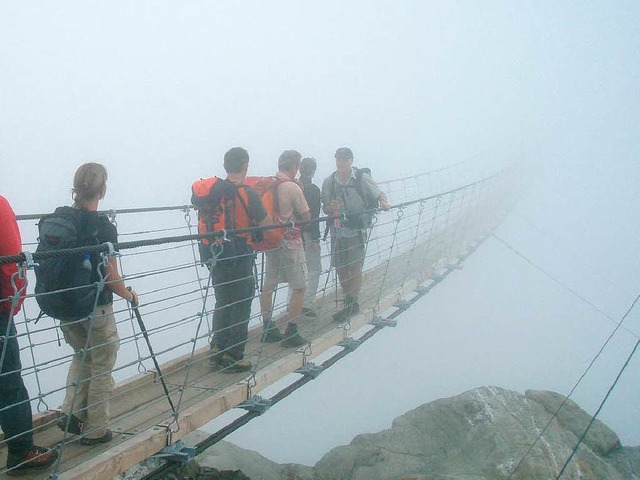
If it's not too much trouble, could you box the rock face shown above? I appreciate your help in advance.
[196,386,640,480]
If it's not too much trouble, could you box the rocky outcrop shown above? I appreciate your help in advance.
[192,386,640,479]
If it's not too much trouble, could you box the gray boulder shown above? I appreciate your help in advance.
[195,386,640,480]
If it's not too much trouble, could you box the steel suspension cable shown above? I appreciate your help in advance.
[555,296,640,478]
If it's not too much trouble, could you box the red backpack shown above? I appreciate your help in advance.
[191,176,254,260]
[244,176,302,251]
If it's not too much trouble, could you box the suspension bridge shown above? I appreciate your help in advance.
[0,165,520,479]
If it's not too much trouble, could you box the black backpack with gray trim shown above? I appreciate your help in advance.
[34,207,101,321]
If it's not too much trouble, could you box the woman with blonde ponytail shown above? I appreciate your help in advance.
[57,162,138,446]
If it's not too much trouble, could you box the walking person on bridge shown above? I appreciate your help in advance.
[57,163,139,446]
[192,147,270,372]
[259,150,311,347]
[1,195,58,476]
[322,147,390,322]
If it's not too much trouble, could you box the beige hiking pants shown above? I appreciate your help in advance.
[61,304,119,439]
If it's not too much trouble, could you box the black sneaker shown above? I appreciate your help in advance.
[281,323,308,348]
[301,307,318,318]
[57,412,84,435]
[80,429,113,446]
[350,301,360,316]
[332,299,359,322]
[261,321,283,343]
[6,446,58,476]
[214,352,252,372]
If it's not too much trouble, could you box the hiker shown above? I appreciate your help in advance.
[259,150,311,347]
[288,157,322,318]
[56,163,138,445]
[322,147,390,322]
[191,147,270,372]
[0,196,58,476]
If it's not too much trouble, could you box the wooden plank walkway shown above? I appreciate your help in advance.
[0,223,488,479]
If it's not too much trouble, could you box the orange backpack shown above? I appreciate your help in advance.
[244,176,302,251]
[191,176,254,260]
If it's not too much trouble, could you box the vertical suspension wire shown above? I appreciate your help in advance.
[370,208,404,320]
[109,211,145,373]
[11,259,48,413]
[18,308,49,413]
[417,196,441,281]
[250,244,286,379]
[399,200,427,290]
[169,249,216,432]
[53,250,111,476]
[451,187,469,261]
[183,207,214,340]
[118,255,145,374]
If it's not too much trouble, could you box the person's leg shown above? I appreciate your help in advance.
[211,261,234,355]
[281,250,309,348]
[0,315,33,455]
[260,250,281,324]
[60,319,91,422]
[228,255,256,360]
[259,251,282,342]
[83,306,119,440]
[303,241,322,310]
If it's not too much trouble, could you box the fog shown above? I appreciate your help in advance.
[1,0,639,467]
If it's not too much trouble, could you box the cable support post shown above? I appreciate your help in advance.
[20,250,37,270]
[246,372,257,400]
[337,337,361,351]
[370,315,398,328]
[236,395,272,415]
[295,362,324,379]
[153,439,196,465]
[394,299,412,311]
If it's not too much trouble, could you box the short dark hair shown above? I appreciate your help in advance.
[223,147,249,173]
[300,157,317,177]
[334,147,353,160]
[278,150,302,172]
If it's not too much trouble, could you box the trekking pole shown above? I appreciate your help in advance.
[128,287,177,415]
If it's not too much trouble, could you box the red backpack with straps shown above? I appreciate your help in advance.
[191,176,254,261]
[244,176,302,251]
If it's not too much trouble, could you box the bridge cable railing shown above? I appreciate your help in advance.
[0,166,519,476]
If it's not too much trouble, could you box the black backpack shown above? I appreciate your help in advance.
[329,167,380,229]
[34,207,101,321]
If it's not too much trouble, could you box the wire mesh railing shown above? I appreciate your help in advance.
[0,164,520,477]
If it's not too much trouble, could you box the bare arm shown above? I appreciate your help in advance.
[105,257,138,305]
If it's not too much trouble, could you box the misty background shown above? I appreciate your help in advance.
[1,0,638,467]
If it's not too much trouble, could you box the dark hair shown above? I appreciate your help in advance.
[223,147,250,173]
[72,162,108,207]
[300,157,317,178]
[334,147,353,160]
[278,150,302,172]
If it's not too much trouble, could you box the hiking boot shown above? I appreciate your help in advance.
[56,413,84,435]
[349,301,360,316]
[332,298,359,322]
[80,429,113,446]
[345,296,360,314]
[261,321,282,343]
[281,323,308,348]
[301,306,318,318]
[332,306,351,323]
[214,352,252,373]
[208,343,222,366]
[6,446,58,476]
